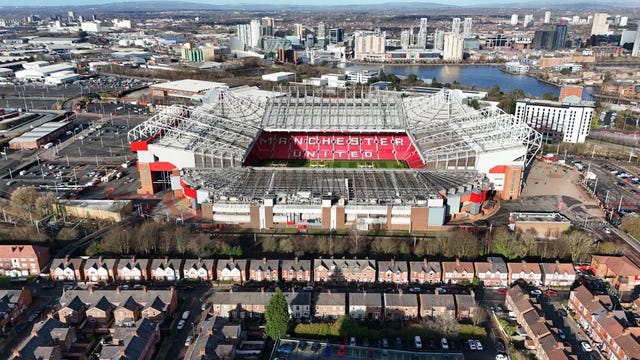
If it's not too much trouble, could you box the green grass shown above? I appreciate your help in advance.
[260,159,409,169]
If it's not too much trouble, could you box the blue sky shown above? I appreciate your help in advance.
[0,0,523,7]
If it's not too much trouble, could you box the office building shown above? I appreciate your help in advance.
[553,24,568,49]
[632,22,640,57]
[533,30,554,49]
[463,18,472,37]
[523,14,534,27]
[544,11,551,24]
[511,14,519,26]
[591,13,609,35]
[329,28,344,44]
[443,32,464,62]
[354,30,386,61]
[514,99,593,143]
[452,18,461,34]
[400,30,412,49]
[434,30,445,50]
[417,18,428,49]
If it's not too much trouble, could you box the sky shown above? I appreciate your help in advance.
[0,0,527,7]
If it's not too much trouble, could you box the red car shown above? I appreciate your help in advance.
[338,344,346,357]
[497,288,508,295]
[545,289,558,297]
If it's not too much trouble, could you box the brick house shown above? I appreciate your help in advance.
[420,293,455,319]
[8,317,70,360]
[99,318,160,360]
[0,289,32,327]
[314,257,376,283]
[0,245,50,278]
[507,261,543,286]
[591,255,640,293]
[248,258,279,282]
[149,257,183,282]
[283,292,312,319]
[384,293,419,320]
[474,257,508,287]
[211,291,270,319]
[85,296,113,325]
[50,256,85,281]
[505,286,534,324]
[216,258,247,282]
[114,296,142,325]
[442,259,475,284]
[183,258,215,281]
[116,256,150,281]
[378,260,409,284]
[349,292,382,320]
[540,261,576,287]
[568,285,614,331]
[409,259,442,284]
[455,291,478,320]
[281,257,311,282]
[58,296,86,324]
[83,257,119,282]
[314,292,346,319]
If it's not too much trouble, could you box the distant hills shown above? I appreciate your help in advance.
[2,0,638,10]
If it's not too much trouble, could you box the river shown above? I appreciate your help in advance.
[348,64,595,100]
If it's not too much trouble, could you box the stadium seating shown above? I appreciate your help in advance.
[245,132,425,168]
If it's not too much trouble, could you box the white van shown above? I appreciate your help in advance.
[43,142,54,149]
[181,310,190,320]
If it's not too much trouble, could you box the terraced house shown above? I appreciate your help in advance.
[409,259,442,284]
[216,258,247,282]
[83,257,119,282]
[378,259,409,284]
[50,256,85,281]
[249,258,279,281]
[149,257,183,282]
[183,258,215,281]
[281,257,311,282]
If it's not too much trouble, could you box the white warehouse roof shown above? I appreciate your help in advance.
[150,79,227,94]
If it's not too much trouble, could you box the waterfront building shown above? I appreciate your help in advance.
[452,18,461,34]
[514,99,593,143]
[591,13,609,35]
[533,30,554,49]
[236,24,250,50]
[329,28,344,44]
[443,33,464,62]
[619,16,628,27]
[523,14,534,28]
[354,30,386,61]
[553,24,568,49]
[463,18,472,37]
[417,18,428,49]
[511,14,518,26]
[250,19,261,48]
[400,29,411,49]
[505,61,529,74]
[294,24,304,41]
[434,30,445,50]
[317,22,326,41]
[261,17,274,37]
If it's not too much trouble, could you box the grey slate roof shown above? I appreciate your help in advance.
[315,292,346,307]
[378,260,408,273]
[384,293,419,308]
[9,317,66,360]
[249,259,279,272]
[60,288,174,315]
[349,292,382,307]
[281,258,311,272]
[420,294,455,311]
[100,318,159,360]
[409,260,442,274]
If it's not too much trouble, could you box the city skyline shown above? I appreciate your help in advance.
[4,0,640,7]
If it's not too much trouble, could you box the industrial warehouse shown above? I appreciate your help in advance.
[128,88,543,230]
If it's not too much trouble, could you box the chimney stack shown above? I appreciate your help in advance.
[116,286,121,293]
[143,285,148,293]
[263,257,267,264]
[423,258,427,266]
[165,256,169,264]
[89,286,94,293]
[295,256,299,265]
[207,328,213,335]
[131,329,138,337]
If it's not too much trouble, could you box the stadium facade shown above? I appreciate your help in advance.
[128,88,542,230]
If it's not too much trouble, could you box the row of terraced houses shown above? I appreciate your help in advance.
[49,255,582,288]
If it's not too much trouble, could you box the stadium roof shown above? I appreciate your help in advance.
[182,168,485,205]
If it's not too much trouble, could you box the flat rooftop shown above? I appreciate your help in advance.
[150,79,228,94]
[58,199,132,212]
[9,121,69,143]
[510,212,571,223]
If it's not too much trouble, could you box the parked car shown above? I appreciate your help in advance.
[299,341,308,351]
[558,329,566,339]
[201,303,208,311]
[311,342,321,353]
[441,338,449,350]
[409,287,422,293]
[176,320,185,330]
[545,289,558,297]
[495,340,506,352]
[530,289,542,296]
[382,338,389,348]
[581,342,592,352]
[338,344,345,357]
[278,344,293,354]
[184,335,193,346]
[603,226,612,234]
[181,311,190,320]
[414,336,422,349]
[558,309,568,317]
[468,339,477,351]
[395,337,402,348]
[350,337,356,347]
[475,340,483,351]
[323,344,332,357]
[496,354,508,360]
[497,288,508,295]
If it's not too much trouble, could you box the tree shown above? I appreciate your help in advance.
[560,68,572,76]
[10,186,39,214]
[491,227,525,259]
[561,230,596,262]
[542,92,558,101]
[603,71,613,83]
[265,288,290,340]
[426,315,459,338]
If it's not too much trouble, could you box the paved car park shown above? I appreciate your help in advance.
[273,339,465,360]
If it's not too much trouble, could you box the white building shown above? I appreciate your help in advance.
[553,63,583,73]
[463,18,472,37]
[433,30,445,51]
[81,21,102,32]
[345,69,379,84]
[15,63,75,81]
[452,18,461,34]
[544,11,551,24]
[619,16,628,27]
[591,13,609,35]
[44,71,81,85]
[505,61,530,74]
[261,72,295,82]
[443,32,464,62]
[511,14,519,26]
[523,14,534,27]
[354,31,386,61]
[514,99,593,143]
[632,23,640,57]
[294,24,304,41]
[417,18,428,49]
[249,19,261,48]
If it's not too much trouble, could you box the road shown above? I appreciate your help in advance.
[163,289,208,360]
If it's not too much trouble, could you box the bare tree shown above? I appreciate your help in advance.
[425,315,460,338]
[562,231,597,262]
